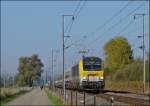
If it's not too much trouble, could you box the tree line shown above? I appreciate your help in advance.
[103,36,149,81]
[13,36,149,87]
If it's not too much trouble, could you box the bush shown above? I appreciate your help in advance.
[0,91,6,100]
[0,88,15,100]
[106,58,149,82]
[105,81,150,93]
[4,90,14,97]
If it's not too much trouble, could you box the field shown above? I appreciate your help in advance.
[0,87,32,105]
[105,81,150,94]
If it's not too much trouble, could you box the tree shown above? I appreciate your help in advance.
[104,36,133,72]
[110,57,149,82]
[16,54,44,86]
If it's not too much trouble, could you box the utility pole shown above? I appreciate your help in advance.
[47,60,51,86]
[4,75,6,88]
[62,14,74,104]
[51,49,54,90]
[12,73,15,87]
[46,69,47,84]
[52,50,58,89]
[3,70,6,88]
[134,13,146,93]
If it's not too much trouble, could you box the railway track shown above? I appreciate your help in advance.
[54,87,150,105]
[95,93,150,105]
[81,90,150,105]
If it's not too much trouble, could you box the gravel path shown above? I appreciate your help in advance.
[6,87,53,105]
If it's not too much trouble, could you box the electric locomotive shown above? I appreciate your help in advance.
[70,56,105,90]
[54,56,105,91]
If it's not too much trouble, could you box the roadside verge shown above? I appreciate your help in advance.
[44,87,64,106]
[0,88,32,105]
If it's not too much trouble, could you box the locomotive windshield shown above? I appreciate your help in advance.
[83,57,102,71]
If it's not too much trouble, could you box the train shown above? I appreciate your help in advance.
[55,56,105,91]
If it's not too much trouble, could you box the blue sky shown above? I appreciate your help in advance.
[1,1,149,77]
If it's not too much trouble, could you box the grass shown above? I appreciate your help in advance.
[44,87,64,106]
[0,90,28,105]
[105,81,150,94]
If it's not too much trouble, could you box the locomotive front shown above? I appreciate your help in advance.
[79,56,105,90]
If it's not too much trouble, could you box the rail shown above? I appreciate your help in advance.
[52,87,150,105]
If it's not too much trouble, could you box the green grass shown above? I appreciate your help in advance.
[0,90,28,105]
[44,88,64,106]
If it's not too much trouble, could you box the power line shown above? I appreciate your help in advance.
[66,1,132,51]
[66,1,132,63]
[65,0,87,36]
[87,1,148,56]
[123,21,149,37]
[87,1,147,48]
[65,0,87,48]
[65,0,87,43]
[64,1,82,43]
[65,0,86,35]
[65,35,87,49]
[65,1,148,70]
[73,0,83,17]
[74,0,87,19]
[116,19,135,36]
[112,12,149,47]
[89,0,132,37]
[65,20,74,37]
[119,13,149,37]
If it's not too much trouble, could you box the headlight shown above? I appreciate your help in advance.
[100,77,104,79]
[82,77,87,81]
[83,77,86,79]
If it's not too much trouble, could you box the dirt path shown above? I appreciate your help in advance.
[5,87,53,105]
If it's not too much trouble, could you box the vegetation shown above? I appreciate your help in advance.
[104,36,133,72]
[110,58,149,81]
[0,74,15,87]
[103,36,149,81]
[105,81,150,94]
[16,54,44,86]
[105,55,149,82]
[44,88,64,106]
[0,88,29,105]
[105,58,150,93]
[103,36,149,93]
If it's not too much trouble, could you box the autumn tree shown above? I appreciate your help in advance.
[16,54,44,86]
[104,36,133,72]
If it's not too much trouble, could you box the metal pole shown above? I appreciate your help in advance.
[142,14,145,93]
[52,49,54,90]
[46,70,47,84]
[62,14,74,103]
[62,15,65,103]
[94,95,96,106]
[111,97,114,106]
[83,92,85,106]
[134,13,146,93]
[3,71,6,88]
[13,74,14,87]
[76,91,77,106]
[71,91,73,105]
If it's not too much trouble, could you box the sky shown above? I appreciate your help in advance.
[1,1,149,77]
